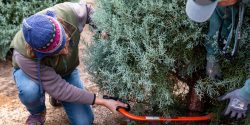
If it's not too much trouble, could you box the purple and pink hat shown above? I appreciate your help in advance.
[22,11,66,59]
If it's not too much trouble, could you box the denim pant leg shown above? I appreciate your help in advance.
[62,69,94,125]
[206,7,235,60]
[12,68,46,114]
[205,8,222,59]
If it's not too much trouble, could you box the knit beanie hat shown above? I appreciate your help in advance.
[22,11,66,60]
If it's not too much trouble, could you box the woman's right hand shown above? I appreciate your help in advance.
[95,98,128,114]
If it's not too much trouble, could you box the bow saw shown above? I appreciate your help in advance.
[103,95,213,122]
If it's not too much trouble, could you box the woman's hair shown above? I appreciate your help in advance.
[25,43,35,58]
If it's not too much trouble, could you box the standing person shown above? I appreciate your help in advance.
[10,1,127,125]
[185,0,249,119]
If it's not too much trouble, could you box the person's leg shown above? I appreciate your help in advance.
[13,68,46,124]
[61,69,94,125]
[220,6,238,49]
[206,6,235,59]
[205,7,224,80]
[206,8,223,58]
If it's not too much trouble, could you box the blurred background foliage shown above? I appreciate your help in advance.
[0,0,75,60]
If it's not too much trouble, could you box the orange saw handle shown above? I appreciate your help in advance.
[103,95,213,122]
[117,107,213,122]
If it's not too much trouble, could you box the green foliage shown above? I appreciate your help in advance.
[84,0,250,124]
[195,10,250,98]
[85,0,207,115]
[195,11,250,124]
[0,0,70,61]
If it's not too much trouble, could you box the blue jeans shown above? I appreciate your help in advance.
[205,6,237,60]
[13,68,94,125]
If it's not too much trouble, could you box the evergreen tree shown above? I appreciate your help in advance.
[83,0,249,124]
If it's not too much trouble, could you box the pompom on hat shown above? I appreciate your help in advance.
[22,11,66,59]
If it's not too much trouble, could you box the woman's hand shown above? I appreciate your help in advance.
[95,98,128,114]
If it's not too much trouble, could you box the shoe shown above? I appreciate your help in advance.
[49,96,62,107]
[25,110,46,125]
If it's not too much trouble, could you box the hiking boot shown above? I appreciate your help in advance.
[25,110,46,125]
[49,96,62,107]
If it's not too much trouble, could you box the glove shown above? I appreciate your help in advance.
[218,89,250,119]
[206,60,223,80]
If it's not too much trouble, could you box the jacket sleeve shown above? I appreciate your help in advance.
[13,50,95,105]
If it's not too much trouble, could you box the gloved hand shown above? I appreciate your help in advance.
[206,60,223,80]
[218,89,250,119]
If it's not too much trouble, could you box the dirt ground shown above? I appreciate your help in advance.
[0,4,128,123]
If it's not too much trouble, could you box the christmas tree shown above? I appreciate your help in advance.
[84,0,249,124]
